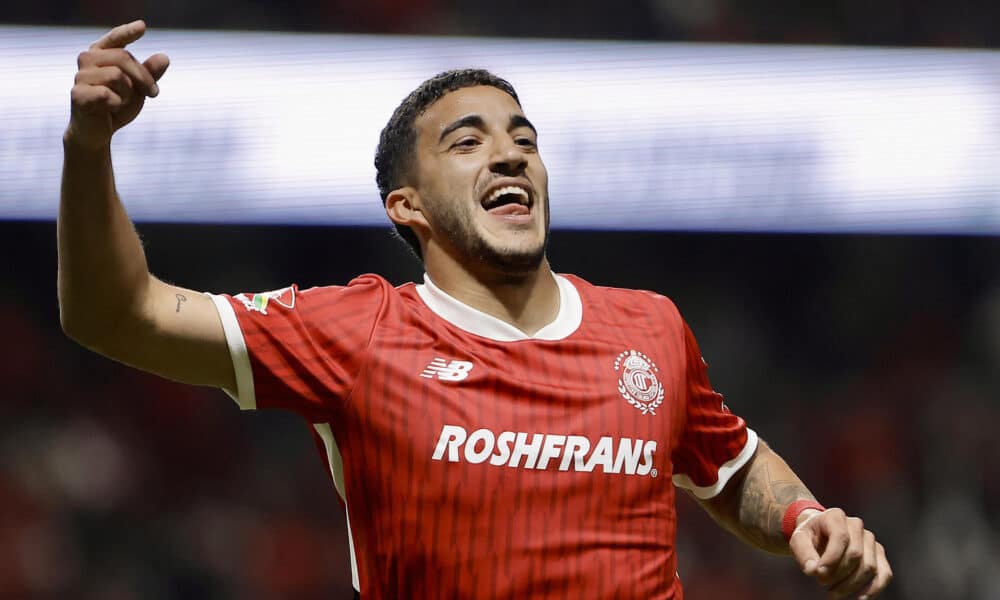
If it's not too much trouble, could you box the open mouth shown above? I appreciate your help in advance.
[481,185,532,216]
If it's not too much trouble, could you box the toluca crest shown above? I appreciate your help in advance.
[614,349,664,415]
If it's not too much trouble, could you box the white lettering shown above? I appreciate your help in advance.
[464,428,495,464]
[535,435,566,469]
[490,431,516,466]
[585,437,615,473]
[613,437,644,475]
[432,425,657,477]
[509,432,545,469]
[432,425,467,461]
[560,435,591,471]
[637,440,658,476]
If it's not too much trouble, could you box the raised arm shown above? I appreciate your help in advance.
[58,21,235,393]
[696,440,892,599]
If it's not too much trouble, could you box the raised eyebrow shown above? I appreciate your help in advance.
[438,115,486,143]
[509,115,537,135]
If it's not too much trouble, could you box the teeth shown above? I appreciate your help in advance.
[486,186,529,205]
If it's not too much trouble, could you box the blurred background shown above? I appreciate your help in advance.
[2,1,999,599]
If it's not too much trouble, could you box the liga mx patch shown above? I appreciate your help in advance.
[235,286,296,315]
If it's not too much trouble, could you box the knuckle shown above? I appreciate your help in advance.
[111,68,132,86]
[77,51,90,67]
[71,85,97,105]
[96,87,118,104]
[103,48,126,64]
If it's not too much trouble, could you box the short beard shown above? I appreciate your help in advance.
[435,201,548,275]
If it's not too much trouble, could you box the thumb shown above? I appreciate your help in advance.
[788,527,822,576]
[143,53,170,81]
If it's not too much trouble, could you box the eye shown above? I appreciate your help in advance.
[515,137,536,148]
[453,137,480,148]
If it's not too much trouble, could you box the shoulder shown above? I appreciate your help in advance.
[560,273,682,321]
[298,273,415,299]
[250,274,418,319]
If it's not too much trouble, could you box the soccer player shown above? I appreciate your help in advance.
[59,20,892,599]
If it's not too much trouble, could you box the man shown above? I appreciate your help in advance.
[59,20,892,599]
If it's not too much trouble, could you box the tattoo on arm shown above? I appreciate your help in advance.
[738,462,815,549]
[175,293,187,313]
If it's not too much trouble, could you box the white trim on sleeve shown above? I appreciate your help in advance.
[672,428,759,499]
[207,293,257,410]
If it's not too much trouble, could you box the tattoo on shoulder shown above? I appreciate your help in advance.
[175,293,188,313]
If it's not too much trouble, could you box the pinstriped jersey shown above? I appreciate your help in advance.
[210,272,757,599]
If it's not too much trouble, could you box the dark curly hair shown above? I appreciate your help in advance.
[374,69,521,260]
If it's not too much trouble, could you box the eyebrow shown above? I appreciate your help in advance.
[438,114,538,143]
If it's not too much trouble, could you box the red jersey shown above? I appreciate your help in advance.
[210,273,756,599]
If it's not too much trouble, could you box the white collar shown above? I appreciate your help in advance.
[415,272,583,342]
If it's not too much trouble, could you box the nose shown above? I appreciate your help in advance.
[489,136,528,176]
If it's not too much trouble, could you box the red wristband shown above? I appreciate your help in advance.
[782,500,826,542]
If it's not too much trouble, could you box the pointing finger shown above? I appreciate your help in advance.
[90,20,147,51]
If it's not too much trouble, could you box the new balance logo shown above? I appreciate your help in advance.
[420,358,474,382]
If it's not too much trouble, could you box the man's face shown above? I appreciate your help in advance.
[410,85,550,274]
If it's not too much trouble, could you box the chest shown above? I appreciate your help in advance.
[349,325,687,475]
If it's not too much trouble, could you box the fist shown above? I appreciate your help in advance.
[790,508,893,599]
[66,20,170,150]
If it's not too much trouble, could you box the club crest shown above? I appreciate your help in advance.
[614,349,664,416]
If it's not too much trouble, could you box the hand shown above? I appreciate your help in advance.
[789,507,892,599]
[66,20,170,150]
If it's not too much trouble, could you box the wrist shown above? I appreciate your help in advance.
[782,500,826,541]
[63,125,112,154]
[796,508,823,527]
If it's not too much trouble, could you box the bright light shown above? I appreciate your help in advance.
[1,27,998,233]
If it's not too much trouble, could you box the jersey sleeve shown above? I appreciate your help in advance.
[207,275,387,421]
[671,321,758,499]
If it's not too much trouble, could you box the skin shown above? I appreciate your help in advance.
[702,441,892,598]
[385,86,559,335]
[59,20,234,392]
[58,21,892,598]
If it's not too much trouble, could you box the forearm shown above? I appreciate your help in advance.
[58,136,153,346]
[699,440,817,554]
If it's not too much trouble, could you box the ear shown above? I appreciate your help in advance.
[385,186,429,229]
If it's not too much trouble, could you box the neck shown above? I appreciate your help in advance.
[425,257,560,337]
